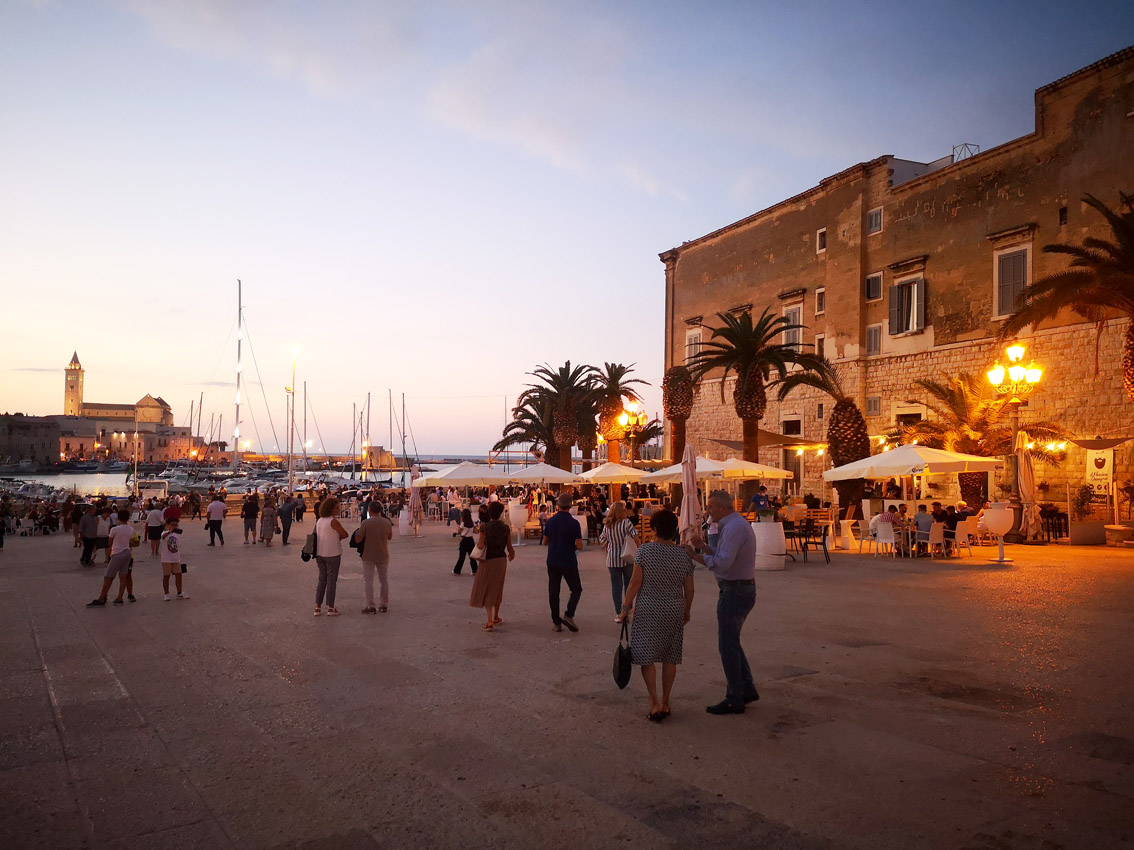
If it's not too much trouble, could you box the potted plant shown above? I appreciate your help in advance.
[1070,484,1107,545]
[1036,481,1050,493]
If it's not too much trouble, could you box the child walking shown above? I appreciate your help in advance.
[160,518,189,601]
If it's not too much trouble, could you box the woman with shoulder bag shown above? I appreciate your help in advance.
[453,509,478,575]
[313,497,349,616]
[468,501,513,631]
[599,502,638,621]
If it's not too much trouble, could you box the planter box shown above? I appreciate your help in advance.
[1104,525,1134,547]
[1069,521,1106,546]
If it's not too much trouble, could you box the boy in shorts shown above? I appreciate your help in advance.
[160,517,188,601]
[87,509,138,606]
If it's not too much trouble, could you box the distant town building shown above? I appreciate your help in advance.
[661,47,1133,498]
[0,415,61,466]
[54,353,200,462]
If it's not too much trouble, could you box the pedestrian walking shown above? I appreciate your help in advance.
[278,494,295,545]
[71,501,85,548]
[600,502,638,620]
[145,500,165,555]
[313,497,348,616]
[453,509,478,575]
[241,496,259,544]
[617,509,695,722]
[95,507,113,563]
[79,504,99,565]
[468,501,514,632]
[294,494,306,523]
[86,509,139,607]
[543,493,583,632]
[261,498,278,547]
[160,517,188,601]
[205,494,226,545]
[354,504,393,613]
[686,490,759,715]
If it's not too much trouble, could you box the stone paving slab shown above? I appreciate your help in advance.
[1,522,1132,849]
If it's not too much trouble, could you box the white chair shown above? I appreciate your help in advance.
[927,522,948,557]
[857,520,874,553]
[954,518,977,556]
[875,522,897,557]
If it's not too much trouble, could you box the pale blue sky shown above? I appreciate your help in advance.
[2,0,1130,455]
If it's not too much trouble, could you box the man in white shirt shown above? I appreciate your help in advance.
[145,500,165,556]
[87,509,137,606]
[205,495,226,546]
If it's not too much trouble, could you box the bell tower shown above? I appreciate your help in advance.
[64,352,84,416]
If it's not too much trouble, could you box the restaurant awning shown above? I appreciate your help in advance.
[823,444,1005,481]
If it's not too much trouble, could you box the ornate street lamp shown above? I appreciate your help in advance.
[986,342,1043,542]
[618,402,650,469]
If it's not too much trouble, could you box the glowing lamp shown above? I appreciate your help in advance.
[986,364,1005,386]
[1025,363,1042,384]
[624,401,639,414]
[1026,442,1035,449]
[796,448,804,456]
[817,448,824,456]
[1045,442,1056,451]
[1006,343,1026,363]
[617,412,629,427]
[1058,442,1067,450]
[1008,364,1026,383]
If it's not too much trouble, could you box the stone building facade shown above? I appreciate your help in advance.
[661,47,1134,502]
[0,415,62,466]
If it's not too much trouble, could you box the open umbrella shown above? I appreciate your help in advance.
[578,462,647,484]
[506,463,585,485]
[823,444,1004,480]
[413,461,512,487]
[677,445,700,543]
[718,458,795,480]
[639,456,727,484]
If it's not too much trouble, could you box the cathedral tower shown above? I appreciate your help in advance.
[64,352,84,416]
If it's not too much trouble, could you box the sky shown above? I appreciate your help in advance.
[2,0,1131,456]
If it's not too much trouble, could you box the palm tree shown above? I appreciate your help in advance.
[777,359,871,513]
[595,363,649,462]
[627,418,664,463]
[576,395,600,471]
[662,365,695,461]
[1000,192,1134,401]
[894,373,1067,504]
[494,393,560,468]
[689,308,826,466]
[515,362,598,470]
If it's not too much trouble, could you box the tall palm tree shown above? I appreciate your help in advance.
[662,365,695,462]
[689,308,825,465]
[777,359,871,513]
[894,373,1067,504]
[627,418,664,463]
[494,393,560,468]
[516,362,598,470]
[576,395,600,471]
[1001,192,1134,401]
[595,363,649,460]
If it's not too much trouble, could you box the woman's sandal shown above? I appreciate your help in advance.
[647,711,665,722]
[482,623,494,631]
[492,617,503,625]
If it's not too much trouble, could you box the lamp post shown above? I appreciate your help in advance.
[618,402,649,469]
[986,342,1043,543]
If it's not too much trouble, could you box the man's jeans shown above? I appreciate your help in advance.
[608,563,633,614]
[716,583,757,706]
[548,562,582,625]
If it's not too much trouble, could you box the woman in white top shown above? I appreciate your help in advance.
[313,497,348,616]
[599,502,639,620]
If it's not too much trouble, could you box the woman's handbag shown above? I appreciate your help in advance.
[613,620,632,689]
[620,532,638,564]
[301,531,317,562]
[470,534,486,561]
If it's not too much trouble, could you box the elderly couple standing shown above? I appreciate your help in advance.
[616,489,760,719]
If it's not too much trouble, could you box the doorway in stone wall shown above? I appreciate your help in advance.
[782,449,802,496]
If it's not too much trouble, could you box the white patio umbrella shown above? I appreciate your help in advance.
[718,458,795,480]
[506,463,585,485]
[579,462,647,484]
[411,464,459,487]
[1015,431,1040,539]
[639,456,727,484]
[677,445,700,542]
[823,444,1004,481]
[413,461,512,487]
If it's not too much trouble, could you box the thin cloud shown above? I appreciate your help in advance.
[8,367,59,373]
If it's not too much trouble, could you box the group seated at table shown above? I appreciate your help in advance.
[858,500,988,557]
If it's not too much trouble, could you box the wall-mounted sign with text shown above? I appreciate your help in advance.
[1085,448,1113,495]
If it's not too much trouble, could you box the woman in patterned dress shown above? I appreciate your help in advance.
[600,502,639,620]
[616,509,695,722]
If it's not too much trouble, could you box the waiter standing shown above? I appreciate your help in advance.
[687,490,760,715]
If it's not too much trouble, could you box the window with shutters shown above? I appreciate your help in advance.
[865,324,882,356]
[816,228,827,253]
[866,397,882,417]
[994,247,1029,318]
[817,402,825,421]
[866,207,883,235]
[814,334,825,359]
[783,305,802,351]
[684,328,702,364]
[815,287,825,315]
[888,277,927,335]
[865,272,883,301]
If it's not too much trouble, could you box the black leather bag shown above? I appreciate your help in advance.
[613,620,632,689]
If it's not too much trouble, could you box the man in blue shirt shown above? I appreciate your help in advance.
[748,485,770,513]
[688,490,759,714]
[543,493,583,633]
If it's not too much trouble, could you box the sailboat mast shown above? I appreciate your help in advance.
[233,279,243,469]
[364,393,371,482]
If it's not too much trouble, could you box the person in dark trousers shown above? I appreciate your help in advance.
[241,496,259,544]
[543,493,584,633]
[278,494,295,545]
[78,504,99,565]
[687,490,760,715]
[453,509,478,575]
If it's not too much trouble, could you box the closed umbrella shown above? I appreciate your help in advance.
[677,445,699,543]
[408,465,425,536]
[1015,431,1039,539]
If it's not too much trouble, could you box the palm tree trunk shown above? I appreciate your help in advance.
[740,418,761,502]
[581,446,593,472]
[958,472,987,506]
[834,480,864,518]
[544,444,561,469]
[558,445,573,472]
[670,418,687,462]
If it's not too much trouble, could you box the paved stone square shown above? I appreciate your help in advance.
[1,518,1132,849]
